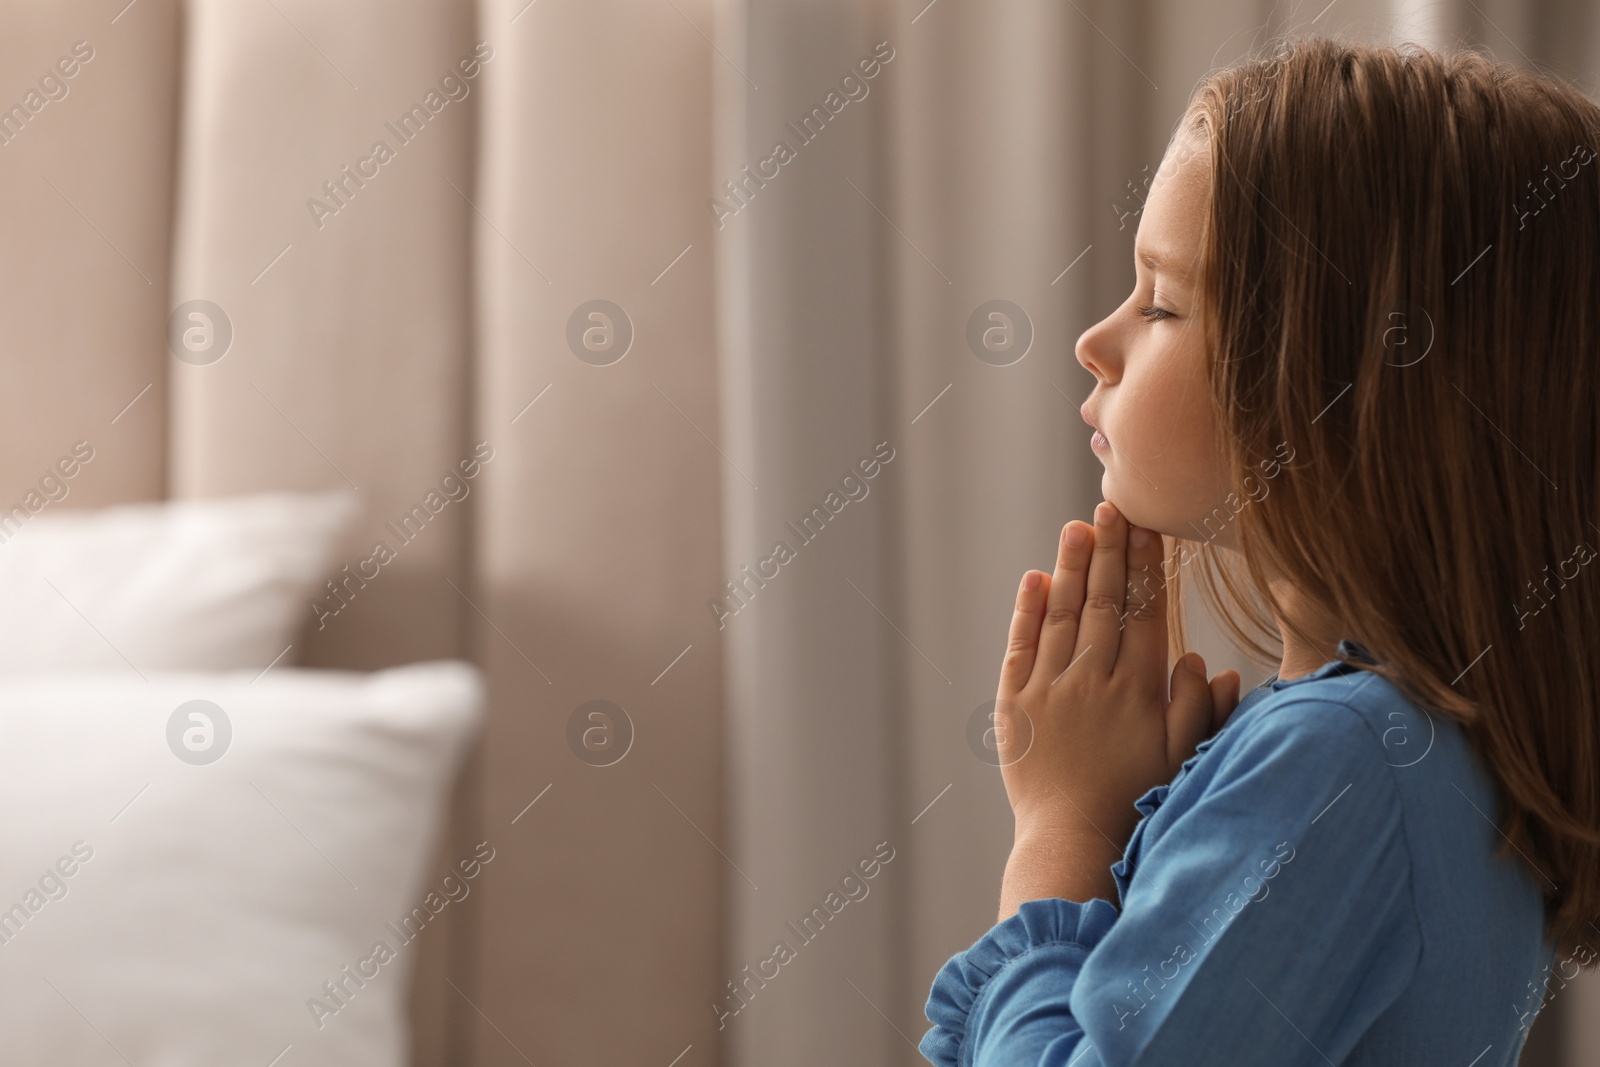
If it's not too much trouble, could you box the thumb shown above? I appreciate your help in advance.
[1165,652,1214,776]
[1209,669,1242,734]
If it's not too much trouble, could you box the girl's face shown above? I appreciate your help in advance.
[1075,135,1237,548]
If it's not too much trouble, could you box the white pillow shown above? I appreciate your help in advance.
[0,491,359,674]
[0,662,483,1066]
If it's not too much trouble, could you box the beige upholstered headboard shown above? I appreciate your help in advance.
[0,1,475,1058]
[0,1,725,1063]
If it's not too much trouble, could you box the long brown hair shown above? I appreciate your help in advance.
[1163,34,1600,964]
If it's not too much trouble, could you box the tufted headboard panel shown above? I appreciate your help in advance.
[0,1,727,1064]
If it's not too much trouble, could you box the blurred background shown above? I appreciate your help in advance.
[0,0,1594,1064]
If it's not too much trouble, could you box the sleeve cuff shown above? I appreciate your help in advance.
[920,896,1120,1067]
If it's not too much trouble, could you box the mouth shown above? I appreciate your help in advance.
[1079,402,1110,452]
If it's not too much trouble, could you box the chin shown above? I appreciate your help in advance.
[1101,471,1227,548]
[1101,488,1178,545]
[1100,485,1151,534]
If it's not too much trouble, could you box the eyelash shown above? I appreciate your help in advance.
[1137,303,1173,322]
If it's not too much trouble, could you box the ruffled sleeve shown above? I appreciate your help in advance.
[919,895,1120,1067]
[1109,730,1223,905]
[921,696,1423,1067]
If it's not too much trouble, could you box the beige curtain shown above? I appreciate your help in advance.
[712,0,1598,1064]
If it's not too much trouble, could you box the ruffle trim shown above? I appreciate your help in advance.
[921,895,1120,1067]
[1109,731,1225,906]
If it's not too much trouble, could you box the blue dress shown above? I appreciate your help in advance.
[920,640,1557,1066]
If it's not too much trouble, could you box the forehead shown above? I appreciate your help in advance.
[1135,136,1210,281]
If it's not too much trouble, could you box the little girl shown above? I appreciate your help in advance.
[920,35,1600,1066]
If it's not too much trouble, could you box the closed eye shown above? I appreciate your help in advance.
[1137,303,1174,322]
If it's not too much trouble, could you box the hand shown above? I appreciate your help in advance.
[992,501,1240,914]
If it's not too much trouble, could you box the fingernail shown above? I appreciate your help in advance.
[1023,572,1041,591]
[1066,524,1088,548]
[1129,527,1151,548]
[1096,502,1117,525]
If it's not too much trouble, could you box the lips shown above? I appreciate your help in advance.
[1080,403,1109,449]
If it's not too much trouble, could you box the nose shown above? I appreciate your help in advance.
[1074,314,1119,386]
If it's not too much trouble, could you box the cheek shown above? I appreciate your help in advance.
[1117,360,1212,467]
[1103,347,1228,530]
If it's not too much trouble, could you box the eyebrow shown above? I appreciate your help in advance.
[1136,246,1195,282]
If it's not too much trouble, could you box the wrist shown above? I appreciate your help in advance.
[1009,821,1124,873]
[1012,803,1133,853]
[998,824,1123,921]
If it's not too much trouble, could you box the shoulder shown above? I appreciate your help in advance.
[1212,667,1426,782]
[1173,668,1429,851]
[1149,669,1425,944]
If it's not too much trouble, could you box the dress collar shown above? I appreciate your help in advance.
[1253,637,1377,693]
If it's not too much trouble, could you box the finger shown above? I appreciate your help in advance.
[1033,521,1094,686]
[1165,652,1214,773]
[1115,523,1169,677]
[998,569,1050,696]
[1209,669,1242,733]
[1075,501,1129,675]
